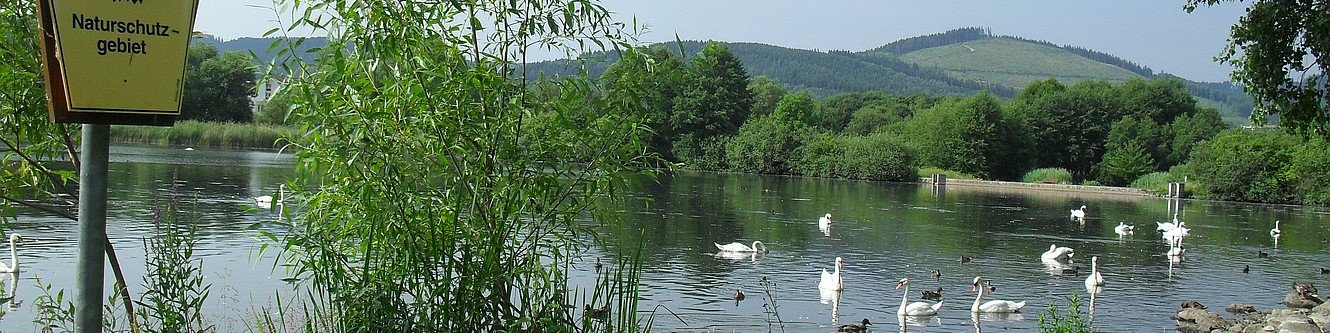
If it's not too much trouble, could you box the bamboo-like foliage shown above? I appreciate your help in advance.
[265,0,656,332]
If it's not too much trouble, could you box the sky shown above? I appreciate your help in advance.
[194,1,1249,82]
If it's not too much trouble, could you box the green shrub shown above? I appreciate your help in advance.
[1038,294,1094,333]
[1130,172,1177,195]
[796,133,917,181]
[1022,168,1073,184]
[1188,129,1299,203]
[726,115,807,174]
[1081,180,1102,186]
[1095,141,1156,186]
[1289,137,1330,205]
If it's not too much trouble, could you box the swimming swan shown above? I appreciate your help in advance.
[1115,222,1135,236]
[1085,256,1104,288]
[1041,244,1075,262]
[715,241,769,253]
[970,277,1026,313]
[819,257,844,291]
[1071,205,1087,219]
[896,278,943,316]
[819,213,832,229]
[1271,220,1282,237]
[0,234,22,273]
[254,184,285,210]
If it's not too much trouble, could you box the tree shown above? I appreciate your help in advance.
[1096,141,1156,186]
[1187,0,1330,137]
[601,46,685,160]
[748,75,786,117]
[904,93,1029,180]
[773,92,817,127]
[672,42,754,140]
[1103,116,1169,170]
[181,47,255,123]
[1169,107,1229,165]
[1188,129,1298,203]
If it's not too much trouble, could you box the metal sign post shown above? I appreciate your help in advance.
[75,124,109,333]
[35,0,199,332]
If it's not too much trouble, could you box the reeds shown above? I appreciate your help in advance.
[109,121,297,150]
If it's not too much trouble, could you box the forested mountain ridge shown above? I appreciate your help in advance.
[524,30,1251,120]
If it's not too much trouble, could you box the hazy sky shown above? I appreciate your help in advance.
[195,1,1249,82]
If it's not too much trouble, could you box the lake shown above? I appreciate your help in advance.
[4,146,1328,332]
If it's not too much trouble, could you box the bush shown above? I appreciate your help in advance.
[1188,129,1299,203]
[1038,294,1094,333]
[1130,172,1177,195]
[796,133,917,181]
[1022,168,1073,184]
[1095,141,1156,186]
[1289,137,1330,205]
[1081,180,1102,186]
[726,115,807,174]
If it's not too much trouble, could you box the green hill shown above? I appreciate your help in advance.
[892,37,1142,88]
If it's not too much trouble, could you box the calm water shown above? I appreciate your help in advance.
[4,146,1329,332]
[577,172,1330,332]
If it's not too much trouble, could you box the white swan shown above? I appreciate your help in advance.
[1040,244,1074,263]
[1166,236,1185,257]
[971,277,1026,313]
[715,241,769,253]
[1070,205,1087,219]
[819,257,844,291]
[819,213,832,229]
[254,184,285,210]
[896,278,943,316]
[1163,221,1189,242]
[0,234,22,273]
[1114,222,1134,236]
[1270,220,1281,237]
[1085,256,1104,288]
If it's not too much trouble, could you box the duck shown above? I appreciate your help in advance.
[1041,244,1075,263]
[960,255,972,264]
[1085,256,1104,288]
[1061,266,1080,276]
[593,258,602,271]
[896,278,944,316]
[931,269,941,280]
[1243,265,1250,274]
[583,304,609,320]
[1270,220,1282,237]
[819,257,844,291]
[1114,222,1135,235]
[970,277,1026,313]
[1319,267,1328,275]
[819,213,832,229]
[1257,250,1269,258]
[1071,205,1087,219]
[715,240,769,253]
[0,234,22,273]
[921,287,943,301]
[733,290,745,301]
[1180,300,1207,310]
[837,318,871,333]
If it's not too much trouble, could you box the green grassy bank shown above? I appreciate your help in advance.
[110,121,298,150]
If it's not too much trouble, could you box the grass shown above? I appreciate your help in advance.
[899,37,1141,89]
[110,121,298,150]
[1130,172,1177,195]
[1022,168,1073,184]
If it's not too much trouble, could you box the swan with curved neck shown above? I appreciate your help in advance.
[0,234,23,273]
[819,213,832,229]
[1271,220,1282,237]
[715,241,768,253]
[1085,256,1104,288]
[895,278,942,316]
[1041,244,1074,262]
[254,184,285,210]
[819,257,844,291]
[1070,205,1087,219]
[970,277,1025,313]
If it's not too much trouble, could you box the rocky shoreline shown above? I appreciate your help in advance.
[1176,283,1328,333]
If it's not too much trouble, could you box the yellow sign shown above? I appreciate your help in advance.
[41,0,198,121]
